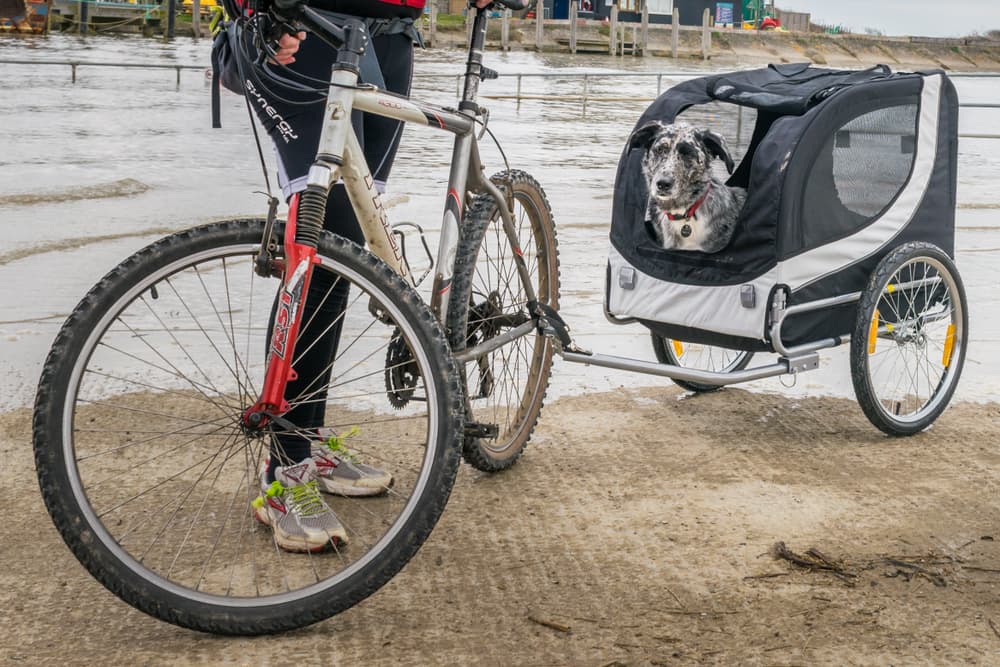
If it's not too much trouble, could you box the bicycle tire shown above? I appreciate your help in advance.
[33,220,463,635]
[650,334,754,393]
[850,242,968,436]
[446,170,559,472]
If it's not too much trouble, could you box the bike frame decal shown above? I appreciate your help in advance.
[246,193,318,424]
[270,258,310,361]
[353,89,475,136]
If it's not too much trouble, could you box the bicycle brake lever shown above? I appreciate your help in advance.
[252,14,298,66]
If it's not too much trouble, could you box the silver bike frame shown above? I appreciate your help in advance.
[303,13,536,323]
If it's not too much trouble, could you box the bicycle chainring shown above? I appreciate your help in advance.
[385,328,420,409]
[466,292,504,400]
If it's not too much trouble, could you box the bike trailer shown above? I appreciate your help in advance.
[606,64,959,351]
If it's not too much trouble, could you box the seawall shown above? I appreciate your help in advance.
[425,19,1000,71]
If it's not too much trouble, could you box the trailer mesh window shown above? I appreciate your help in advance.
[802,103,919,246]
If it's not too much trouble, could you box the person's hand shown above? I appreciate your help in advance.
[474,0,491,8]
[270,30,306,65]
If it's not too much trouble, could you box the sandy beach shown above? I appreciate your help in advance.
[4,384,1000,665]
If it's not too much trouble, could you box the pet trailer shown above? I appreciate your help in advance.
[547,63,967,435]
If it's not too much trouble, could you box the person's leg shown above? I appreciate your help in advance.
[265,30,414,480]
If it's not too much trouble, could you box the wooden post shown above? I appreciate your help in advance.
[640,2,648,56]
[501,8,509,51]
[735,106,744,151]
[429,1,437,48]
[569,0,577,53]
[609,3,618,56]
[166,0,177,39]
[535,0,543,51]
[631,24,637,55]
[78,0,87,35]
[671,6,679,58]
[192,0,201,39]
[701,7,710,59]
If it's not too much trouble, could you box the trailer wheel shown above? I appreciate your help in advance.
[651,335,754,393]
[851,242,968,435]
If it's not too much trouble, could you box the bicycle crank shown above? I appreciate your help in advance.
[385,328,422,408]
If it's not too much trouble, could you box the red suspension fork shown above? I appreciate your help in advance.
[244,193,319,428]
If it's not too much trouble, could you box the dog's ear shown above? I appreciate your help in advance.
[627,122,663,153]
[697,129,736,174]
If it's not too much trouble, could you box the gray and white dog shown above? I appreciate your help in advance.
[628,121,747,253]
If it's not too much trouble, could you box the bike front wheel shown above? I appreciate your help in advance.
[446,170,560,472]
[33,220,462,635]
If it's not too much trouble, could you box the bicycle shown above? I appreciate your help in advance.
[33,0,558,635]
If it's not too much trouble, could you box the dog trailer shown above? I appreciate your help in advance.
[532,63,968,434]
[606,63,958,352]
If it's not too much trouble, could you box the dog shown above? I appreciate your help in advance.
[628,121,747,253]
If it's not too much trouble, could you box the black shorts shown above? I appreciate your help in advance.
[245,22,415,200]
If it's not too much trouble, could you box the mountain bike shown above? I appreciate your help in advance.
[33,0,558,635]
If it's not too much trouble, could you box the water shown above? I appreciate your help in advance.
[1,33,999,409]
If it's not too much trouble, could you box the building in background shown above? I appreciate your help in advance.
[574,0,745,25]
[0,0,49,32]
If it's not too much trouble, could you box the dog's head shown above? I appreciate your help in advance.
[628,121,735,212]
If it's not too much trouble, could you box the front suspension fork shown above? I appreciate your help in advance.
[243,193,320,429]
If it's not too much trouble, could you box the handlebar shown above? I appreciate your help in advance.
[252,0,528,70]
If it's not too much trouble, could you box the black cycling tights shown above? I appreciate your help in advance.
[267,186,363,476]
[255,30,414,480]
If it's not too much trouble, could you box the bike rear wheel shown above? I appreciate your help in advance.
[446,170,559,472]
[33,220,462,635]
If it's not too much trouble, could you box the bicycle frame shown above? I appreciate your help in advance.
[244,5,536,428]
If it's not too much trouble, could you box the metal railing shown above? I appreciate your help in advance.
[1,58,998,136]
[0,57,203,84]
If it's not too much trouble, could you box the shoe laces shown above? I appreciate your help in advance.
[268,479,328,518]
[323,426,361,463]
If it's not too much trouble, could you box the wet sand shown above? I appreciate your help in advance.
[4,384,1000,665]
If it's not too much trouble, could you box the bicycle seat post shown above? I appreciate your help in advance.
[460,6,490,114]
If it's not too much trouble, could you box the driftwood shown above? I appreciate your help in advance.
[771,542,953,588]
[772,541,857,585]
[527,614,571,633]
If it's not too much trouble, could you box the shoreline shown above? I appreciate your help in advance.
[426,20,1000,72]
[7,19,1000,72]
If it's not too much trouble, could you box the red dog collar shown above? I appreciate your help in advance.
[666,184,712,221]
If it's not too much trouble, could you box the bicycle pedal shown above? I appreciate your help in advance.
[464,421,499,439]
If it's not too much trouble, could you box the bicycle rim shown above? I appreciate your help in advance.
[36,222,459,630]
[862,255,964,426]
[448,171,559,469]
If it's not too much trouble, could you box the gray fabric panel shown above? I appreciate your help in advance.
[777,74,942,291]
[606,245,776,340]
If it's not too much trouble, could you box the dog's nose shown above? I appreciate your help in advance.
[656,178,673,193]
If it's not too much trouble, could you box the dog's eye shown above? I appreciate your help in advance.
[677,142,698,158]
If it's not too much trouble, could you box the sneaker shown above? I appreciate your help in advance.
[312,427,394,497]
[251,459,349,553]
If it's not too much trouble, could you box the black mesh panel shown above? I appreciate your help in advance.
[800,103,919,250]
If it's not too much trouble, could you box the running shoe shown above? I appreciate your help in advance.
[251,459,349,553]
[312,427,394,497]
